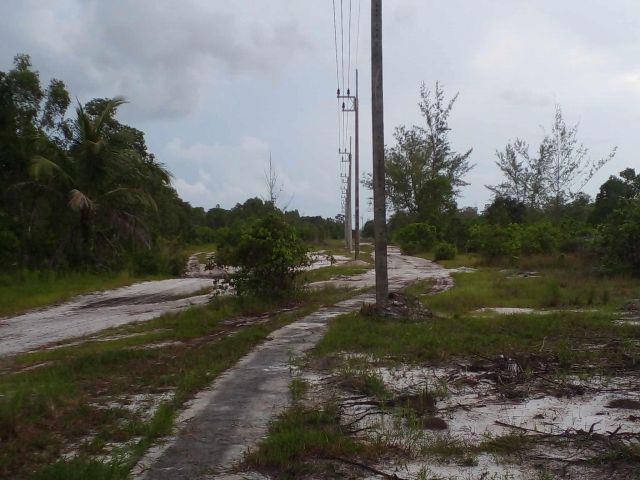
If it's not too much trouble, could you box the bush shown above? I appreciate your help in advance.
[468,223,521,259]
[194,225,217,244]
[216,214,309,298]
[129,240,187,277]
[520,221,559,254]
[394,223,437,255]
[433,242,457,261]
[600,199,640,275]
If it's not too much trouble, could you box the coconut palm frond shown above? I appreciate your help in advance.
[29,155,72,183]
[109,209,151,248]
[104,187,158,212]
[68,189,96,212]
[95,97,127,135]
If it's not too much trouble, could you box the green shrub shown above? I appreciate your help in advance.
[434,242,457,261]
[129,240,187,277]
[216,214,309,297]
[394,223,437,254]
[194,225,217,244]
[468,223,521,259]
[520,221,559,254]
[601,199,640,275]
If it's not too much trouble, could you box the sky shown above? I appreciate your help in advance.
[1,1,638,219]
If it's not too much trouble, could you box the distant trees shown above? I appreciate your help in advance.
[488,105,616,216]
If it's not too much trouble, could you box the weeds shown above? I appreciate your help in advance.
[0,287,354,478]
[246,404,363,478]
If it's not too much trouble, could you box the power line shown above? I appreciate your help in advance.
[355,0,362,71]
[340,0,345,95]
[347,0,352,92]
[332,0,340,91]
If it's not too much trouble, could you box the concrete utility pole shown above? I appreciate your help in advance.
[371,0,388,306]
[354,69,360,259]
[339,145,352,252]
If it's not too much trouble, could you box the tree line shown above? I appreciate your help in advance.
[379,82,639,274]
[0,54,342,275]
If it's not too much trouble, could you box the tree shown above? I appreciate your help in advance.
[488,105,616,216]
[544,105,616,215]
[591,168,639,224]
[487,139,546,209]
[30,97,168,266]
[371,82,473,229]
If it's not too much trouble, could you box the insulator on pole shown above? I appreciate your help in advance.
[337,89,340,96]
[342,102,346,110]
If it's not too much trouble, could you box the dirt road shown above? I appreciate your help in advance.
[135,248,453,479]
[0,278,213,357]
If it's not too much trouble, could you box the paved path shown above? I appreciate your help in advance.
[136,249,452,479]
[0,278,213,357]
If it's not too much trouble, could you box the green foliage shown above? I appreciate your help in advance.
[591,168,640,224]
[601,199,640,275]
[217,214,309,298]
[394,222,437,255]
[484,196,526,226]
[31,458,128,480]
[519,221,559,254]
[247,404,362,476]
[434,241,457,261]
[468,224,521,259]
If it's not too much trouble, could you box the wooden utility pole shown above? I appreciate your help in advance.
[354,69,360,259]
[371,0,388,306]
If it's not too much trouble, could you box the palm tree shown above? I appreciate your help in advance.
[30,97,168,265]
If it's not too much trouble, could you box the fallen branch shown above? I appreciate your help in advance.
[326,455,408,480]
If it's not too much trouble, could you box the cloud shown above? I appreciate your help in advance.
[500,87,553,107]
[167,136,270,208]
[2,0,315,121]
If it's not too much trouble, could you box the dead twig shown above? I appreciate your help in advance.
[325,455,408,480]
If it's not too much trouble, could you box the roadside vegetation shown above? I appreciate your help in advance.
[243,80,640,477]
[0,54,349,310]
[0,285,355,479]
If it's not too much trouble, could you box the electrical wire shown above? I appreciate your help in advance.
[347,0,352,92]
[332,0,340,92]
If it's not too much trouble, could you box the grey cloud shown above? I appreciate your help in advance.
[2,0,316,121]
[500,88,553,107]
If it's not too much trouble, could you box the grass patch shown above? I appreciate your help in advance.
[301,264,370,283]
[315,310,640,369]
[30,457,129,480]
[413,268,636,317]
[0,270,168,317]
[246,403,363,478]
[415,252,481,269]
[0,287,354,478]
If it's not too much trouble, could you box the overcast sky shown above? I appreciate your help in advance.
[2,1,638,218]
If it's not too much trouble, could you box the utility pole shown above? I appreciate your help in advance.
[354,69,360,259]
[371,0,388,306]
[339,145,352,252]
[338,89,358,254]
